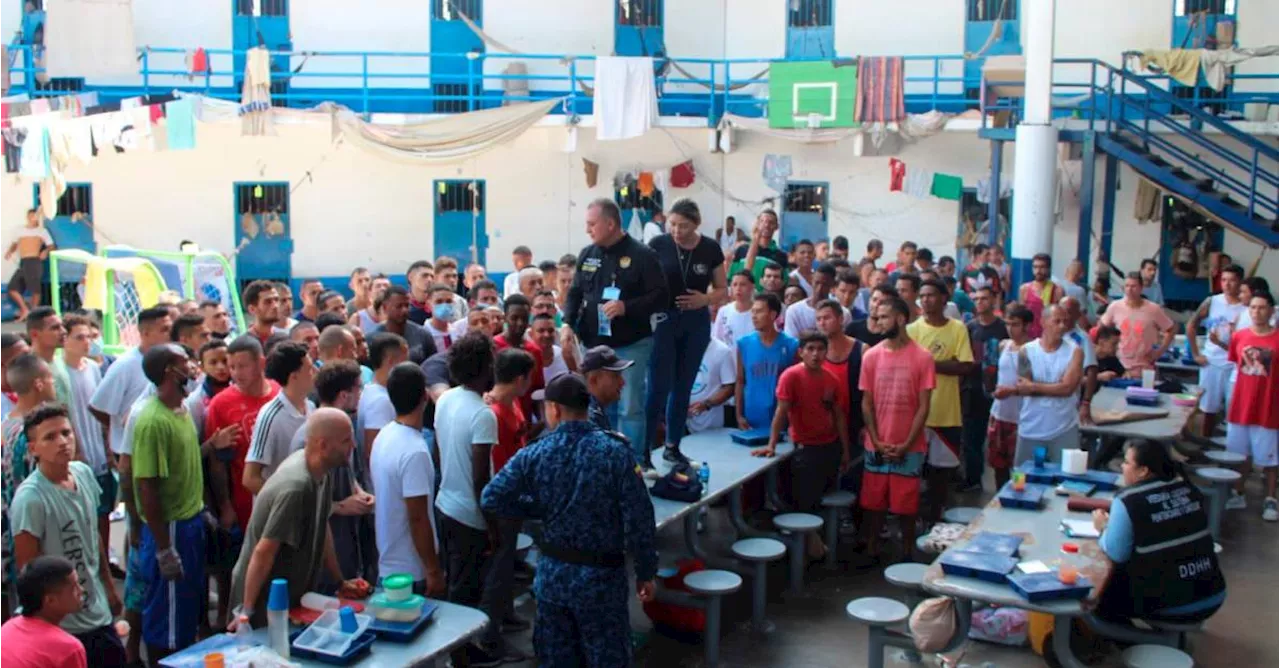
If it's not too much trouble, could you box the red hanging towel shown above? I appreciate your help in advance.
[191,48,209,75]
[889,158,906,191]
[670,160,695,188]
[149,104,164,124]
[637,171,655,197]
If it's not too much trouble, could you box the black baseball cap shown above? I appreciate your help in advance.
[542,373,591,410]
[580,345,634,373]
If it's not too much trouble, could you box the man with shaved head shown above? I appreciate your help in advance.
[1013,304,1083,466]
[228,407,363,630]
[1059,295,1099,426]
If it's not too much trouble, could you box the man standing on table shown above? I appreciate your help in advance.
[229,409,365,629]
[482,373,657,667]
[563,198,668,463]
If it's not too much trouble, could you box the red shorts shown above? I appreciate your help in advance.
[860,469,922,516]
[987,417,1018,470]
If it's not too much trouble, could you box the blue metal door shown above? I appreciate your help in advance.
[1171,0,1236,109]
[780,182,828,250]
[232,0,292,104]
[431,0,484,112]
[233,183,293,283]
[964,0,1021,91]
[34,184,95,253]
[434,180,488,267]
[615,0,664,58]
[786,0,834,60]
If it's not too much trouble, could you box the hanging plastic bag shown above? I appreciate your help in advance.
[909,596,957,652]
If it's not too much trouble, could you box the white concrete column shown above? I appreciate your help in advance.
[1010,0,1058,286]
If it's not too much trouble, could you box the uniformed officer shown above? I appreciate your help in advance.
[562,198,669,464]
[482,373,657,668]
[580,345,632,433]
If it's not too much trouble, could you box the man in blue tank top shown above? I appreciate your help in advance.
[734,293,798,431]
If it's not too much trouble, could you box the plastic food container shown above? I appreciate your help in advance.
[1171,393,1198,407]
[291,608,373,659]
[382,574,414,602]
[367,592,426,623]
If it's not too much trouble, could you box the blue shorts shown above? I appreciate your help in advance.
[96,472,118,517]
[139,516,206,651]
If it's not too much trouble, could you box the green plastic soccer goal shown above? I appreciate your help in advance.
[49,250,170,355]
[101,245,247,336]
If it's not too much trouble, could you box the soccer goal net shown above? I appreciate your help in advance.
[49,250,169,355]
[101,245,247,336]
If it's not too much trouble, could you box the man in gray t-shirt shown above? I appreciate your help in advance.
[229,409,359,627]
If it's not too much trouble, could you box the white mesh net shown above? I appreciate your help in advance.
[193,259,242,336]
[112,272,145,348]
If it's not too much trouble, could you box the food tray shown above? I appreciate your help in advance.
[1007,571,1093,602]
[289,629,376,665]
[997,482,1050,510]
[938,549,1019,583]
[962,531,1023,558]
[369,600,440,642]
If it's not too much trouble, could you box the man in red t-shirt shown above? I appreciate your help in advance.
[493,295,545,423]
[858,296,936,561]
[490,349,536,473]
[205,336,280,532]
[752,332,849,559]
[1226,293,1279,521]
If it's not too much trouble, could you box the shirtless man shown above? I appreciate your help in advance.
[5,209,55,321]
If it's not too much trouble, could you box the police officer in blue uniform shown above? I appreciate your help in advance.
[562,198,669,466]
[482,373,658,667]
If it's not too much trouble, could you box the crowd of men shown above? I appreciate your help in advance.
[0,197,1276,667]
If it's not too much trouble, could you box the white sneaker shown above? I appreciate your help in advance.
[1226,491,1248,510]
[1263,497,1278,522]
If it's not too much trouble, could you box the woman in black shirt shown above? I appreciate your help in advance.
[645,199,727,466]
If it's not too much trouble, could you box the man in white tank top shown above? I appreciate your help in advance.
[1013,305,1084,467]
[1186,264,1245,437]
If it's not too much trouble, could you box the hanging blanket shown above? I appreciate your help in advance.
[44,0,138,78]
[593,57,658,140]
[855,56,905,124]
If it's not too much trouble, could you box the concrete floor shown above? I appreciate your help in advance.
[494,473,1278,668]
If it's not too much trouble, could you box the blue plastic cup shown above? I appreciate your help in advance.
[267,578,289,611]
[1034,446,1047,467]
[339,606,358,633]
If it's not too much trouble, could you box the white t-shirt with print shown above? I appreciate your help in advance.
[712,303,755,351]
[687,339,737,433]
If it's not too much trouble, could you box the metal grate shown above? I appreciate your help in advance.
[436,181,485,212]
[1175,0,1233,15]
[236,183,289,214]
[789,0,832,28]
[618,0,661,27]
[783,184,825,213]
[39,184,92,217]
[966,0,1017,21]
[434,0,481,20]
[236,0,288,17]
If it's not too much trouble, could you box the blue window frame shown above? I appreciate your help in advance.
[786,0,834,60]
[780,182,828,249]
[615,0,664,58]
[233,182,292,286]
[34,183,94,308]
[1171,0,1237,109]
[232,0,292,106]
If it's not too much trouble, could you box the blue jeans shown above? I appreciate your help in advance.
[611,336,654,463]
[962,413,990,487]
[645,309,711,451]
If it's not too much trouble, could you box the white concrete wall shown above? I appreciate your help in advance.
[479,0,612,93]
[291,0,432,90]
[3,118,1272,288]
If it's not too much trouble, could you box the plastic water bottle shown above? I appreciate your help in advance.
[597,304,612,337]
[233,616,253,648]
[697,461,710,494]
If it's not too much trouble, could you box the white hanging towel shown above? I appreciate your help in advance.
[593,57,658,141]
[903,167,934,199]
[44,0,138,79]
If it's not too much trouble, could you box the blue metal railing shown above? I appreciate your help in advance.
[4,44,1275,130]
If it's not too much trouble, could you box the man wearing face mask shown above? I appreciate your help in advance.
[424,284,458,352]
[131,343,208,660]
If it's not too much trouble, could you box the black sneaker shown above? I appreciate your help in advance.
[639,454,657,471]
[662,445,689,465]
[465,645,507,668]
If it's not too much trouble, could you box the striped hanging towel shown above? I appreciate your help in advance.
[854,56,905,124]
[239,47,274,136]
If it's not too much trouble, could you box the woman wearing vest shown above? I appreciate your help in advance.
[1092,440,1226,624]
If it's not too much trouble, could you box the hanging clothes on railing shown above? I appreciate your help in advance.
[593,57,658,141]
[240,46,274,136]
[1200,45,1279,91]
[44,0,138,78]
[1137,49,1202,87]
[855,56,906,124]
